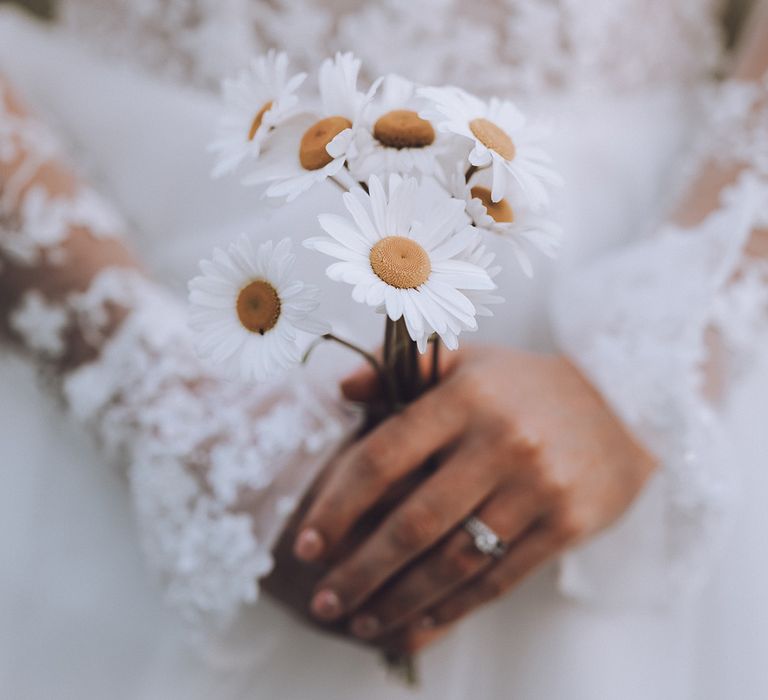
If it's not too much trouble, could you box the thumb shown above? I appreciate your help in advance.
[340,363,382,402]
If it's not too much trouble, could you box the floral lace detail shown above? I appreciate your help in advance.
[700,74,768,177]
[552,172,768,602]
[59,0,258,90]
[712,259,768,370]
[0,77,356,629]
[0,83,123,269]
[62,270,354,627]
[550,65,768,603]
[0,185,123,266]
[337,0,725,95]
[58,0,727,94]
[9,290,69,356]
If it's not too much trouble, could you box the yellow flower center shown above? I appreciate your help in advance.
[236,280,281,334]
[248,101,274,141]
[469,118,516,160]
[470,186,515,223]
[369,236,432,289]
[373,110,435,149]
[299,116,353,170]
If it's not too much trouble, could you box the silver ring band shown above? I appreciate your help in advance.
[464,516,506,558]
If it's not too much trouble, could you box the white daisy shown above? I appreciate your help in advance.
[305,174,495,351]
[419,86,562,209]
[350,74,446,180]
[189,237,327,382]
[244,52,376,202]
[449,168,562,277]
[209,51,306,178]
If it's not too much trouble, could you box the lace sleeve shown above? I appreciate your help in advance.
[550,69,768,604]
[0,75,357,630]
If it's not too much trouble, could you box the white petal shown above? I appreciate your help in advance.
[317,213,372,254]
[343,189,380,242]
[431,260,496,290]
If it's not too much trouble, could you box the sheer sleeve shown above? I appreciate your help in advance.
[0,75,357,630]
[549,8,768,604]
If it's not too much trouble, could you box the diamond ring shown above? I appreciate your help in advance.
[464,516,506,558]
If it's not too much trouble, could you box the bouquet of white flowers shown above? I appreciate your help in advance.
[188,48,562,683]
[190,50,561,419]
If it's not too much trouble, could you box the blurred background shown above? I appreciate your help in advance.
[0,0,54,17]
[0,0,51,17]
[0,0,756,46]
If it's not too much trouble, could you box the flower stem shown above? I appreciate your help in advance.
[382,318,402,409]
[302,332,381,374]
[304,333,403,409]
[430,335,440,388]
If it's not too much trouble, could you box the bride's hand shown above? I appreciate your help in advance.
[292,346,657,645]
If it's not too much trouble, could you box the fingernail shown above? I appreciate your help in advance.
[419,615,436,630]
[311,589,342,620]
[294,528,324,561]
[350,614,380,640]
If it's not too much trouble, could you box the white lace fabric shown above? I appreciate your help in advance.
[551,77,768,602]
[63,274,352,627]
[3,0,768,622]
[0,78,356,629]
[58,0,726,94]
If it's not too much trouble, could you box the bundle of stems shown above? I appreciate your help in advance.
[304,321,439,685]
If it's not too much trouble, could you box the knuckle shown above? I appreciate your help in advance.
[388,502,443,551]
[494,421,522,454]
[355,439,389,483]
[534,461,571,503]
[510,431,544,464]
[540,476,569,505]
[552,509,587,544]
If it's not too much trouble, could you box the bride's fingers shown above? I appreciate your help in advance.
[421,526,559,628]
[293,380,467,563]
[308,446,492,622]
[347,489,539,640]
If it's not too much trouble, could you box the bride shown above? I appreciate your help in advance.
[1,1,767,698]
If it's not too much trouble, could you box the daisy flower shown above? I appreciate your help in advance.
[350,74,446,180]
[305,174,496,351]
[244,52,376,202]
[449,168,562,277]
[189,237,327,382]
[209,51,306,178]
[419,86,562,209]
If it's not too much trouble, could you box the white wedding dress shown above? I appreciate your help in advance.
[1,1,767,699]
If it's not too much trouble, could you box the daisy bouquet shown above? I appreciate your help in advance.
[189,48,561,682]
[191,50,561,417]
